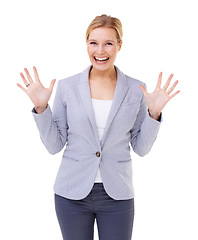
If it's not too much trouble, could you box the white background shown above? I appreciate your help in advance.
[1,0,197,239]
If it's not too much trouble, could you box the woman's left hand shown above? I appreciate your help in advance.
[140,72,180,120]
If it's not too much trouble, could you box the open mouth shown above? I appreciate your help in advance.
[94,56,109,63]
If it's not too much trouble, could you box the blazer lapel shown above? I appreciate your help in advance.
[78,66,101,144]
[100,67,129,145]
[78,66,129,146]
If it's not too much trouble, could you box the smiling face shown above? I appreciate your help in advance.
[87,27,122,72]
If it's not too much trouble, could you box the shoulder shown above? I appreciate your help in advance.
[126,75,145,102]
[58,72,81,87]
[125,74,146,88]
[57,66,91,88]
[116,66,146,88]
[117,68,146,101]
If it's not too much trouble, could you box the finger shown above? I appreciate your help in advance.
[169,90,180,99]
[33,66,41,83]
[167,80,179,95]
[155,72,162,90]
[24,68,34,84]
[16,83,27,92]
[49,79,56,91]
[139,85,148,97]
[163,74,174,91]
[20,72,29,86]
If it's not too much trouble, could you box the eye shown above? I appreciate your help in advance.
[90,41,97,45]
[106,42,113,45]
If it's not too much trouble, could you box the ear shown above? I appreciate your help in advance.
[118,40,122,51]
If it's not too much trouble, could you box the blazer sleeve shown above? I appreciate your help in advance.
[130,83,162,157]
[32,80,68,155]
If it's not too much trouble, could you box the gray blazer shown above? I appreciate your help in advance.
[33,66,161,200]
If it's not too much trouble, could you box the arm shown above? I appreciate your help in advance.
[130,84,161,157]
[131,72,180,157]
[17,66,67,155]
[32,81,68,155]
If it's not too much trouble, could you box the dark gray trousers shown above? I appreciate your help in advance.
[55,183,134,240]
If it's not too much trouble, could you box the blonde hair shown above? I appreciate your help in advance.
[86,14,123,43]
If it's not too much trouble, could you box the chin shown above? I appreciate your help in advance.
[91,59,114,72]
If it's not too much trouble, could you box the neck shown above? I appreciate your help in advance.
[89,66,117,82]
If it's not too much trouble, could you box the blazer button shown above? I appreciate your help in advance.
[96,151,100,157]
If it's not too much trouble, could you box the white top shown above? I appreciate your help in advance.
[91,98,113,183]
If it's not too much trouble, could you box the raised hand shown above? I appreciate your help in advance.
[140,72,180,120]
[17,66,56,114]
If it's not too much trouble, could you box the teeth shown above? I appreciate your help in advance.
[95,57,109,61]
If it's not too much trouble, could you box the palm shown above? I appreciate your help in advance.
[140,72,180,119]
[25,81,52,107]
[17,66,56,110]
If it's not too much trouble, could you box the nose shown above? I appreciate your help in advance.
[97,44,105,55]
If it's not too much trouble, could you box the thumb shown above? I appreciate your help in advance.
[49,79,56,91]
[139,85,148,97]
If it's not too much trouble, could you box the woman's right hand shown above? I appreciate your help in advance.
[17,66,56,114]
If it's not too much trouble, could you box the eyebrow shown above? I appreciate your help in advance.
[88,39,115,43]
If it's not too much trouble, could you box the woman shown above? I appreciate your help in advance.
[17,15,180,240]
